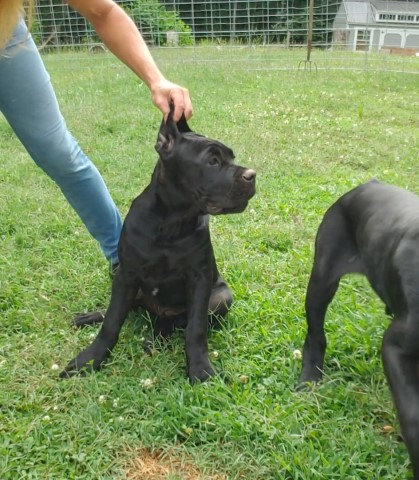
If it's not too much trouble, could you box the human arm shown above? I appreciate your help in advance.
[66,0,192,121]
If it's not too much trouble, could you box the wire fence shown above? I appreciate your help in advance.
[32,0,419,73]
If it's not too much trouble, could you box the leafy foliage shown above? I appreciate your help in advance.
[125,0,194,46]
[33,0,193,47]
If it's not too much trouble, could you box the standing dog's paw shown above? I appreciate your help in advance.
[296,380,318,392]
[296,370,323,391]
[59,339,111,379]
[187,360,215,384]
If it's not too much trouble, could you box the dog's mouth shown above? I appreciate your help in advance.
[206,201,248,215]
[206,203,224,214]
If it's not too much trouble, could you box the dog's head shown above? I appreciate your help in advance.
[155,107,256,215]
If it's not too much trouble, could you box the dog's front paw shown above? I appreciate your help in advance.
[59,339,111,379]
[187,360,215,384]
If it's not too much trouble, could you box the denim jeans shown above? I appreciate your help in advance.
[0,20,122,264]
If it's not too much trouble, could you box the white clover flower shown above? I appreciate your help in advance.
[140,378,155,389]
[42,415,51,422]
[98,395,106,403]
[293,349,302,360]
[113,398,119,408]
[210,351,219,359]
[51,364,59,370]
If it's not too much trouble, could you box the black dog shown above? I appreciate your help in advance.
[298,180,419,478]
[60,109,256,383]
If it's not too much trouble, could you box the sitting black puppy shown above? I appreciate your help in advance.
[60,108,256,383]
[298,180,419,478]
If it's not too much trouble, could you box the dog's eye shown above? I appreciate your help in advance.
[208,157,220,166]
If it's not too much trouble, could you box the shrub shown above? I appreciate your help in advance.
[124,0,194,46]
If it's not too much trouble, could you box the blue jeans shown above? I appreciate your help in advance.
[0,20,122,264]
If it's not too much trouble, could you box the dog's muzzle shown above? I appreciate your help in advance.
[206,168,256,214]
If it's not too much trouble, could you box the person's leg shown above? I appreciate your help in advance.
[0,20,122,264]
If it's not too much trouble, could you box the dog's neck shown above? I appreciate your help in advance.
[151,161,204,218]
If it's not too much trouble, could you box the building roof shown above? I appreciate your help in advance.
[344,2,375,23]
[372,1,419,13]
[341,0,419,24]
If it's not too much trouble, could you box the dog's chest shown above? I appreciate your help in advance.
[143,233,213,304]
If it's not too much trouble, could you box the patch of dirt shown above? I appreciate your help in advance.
[126,448,227,480]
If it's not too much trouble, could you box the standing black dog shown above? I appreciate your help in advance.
[298,179,419,478]
[60,109,256,383]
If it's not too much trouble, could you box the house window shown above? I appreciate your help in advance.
[356,30,371,51]
[397,14,415,22]
[378,13,396,21]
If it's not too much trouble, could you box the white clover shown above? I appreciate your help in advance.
[140,378,155,389]
[98,395,106,403]
[42,415,51,422]
[292,349,302,360]
[50,364,59,371]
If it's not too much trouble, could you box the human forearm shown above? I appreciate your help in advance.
[66,0,192,120]
[67,0,163,89]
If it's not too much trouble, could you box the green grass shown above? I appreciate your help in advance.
[1,48,419,479]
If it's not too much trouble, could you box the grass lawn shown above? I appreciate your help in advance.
[1,47,418,479]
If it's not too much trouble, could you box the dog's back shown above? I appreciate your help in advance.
[340,180,419,238]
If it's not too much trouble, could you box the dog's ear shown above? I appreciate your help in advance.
[155,107,178,156]
[176,113,192,134]
[155,103,191,156]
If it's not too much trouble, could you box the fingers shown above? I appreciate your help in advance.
[152,81,193,122]
[171,87,193,121]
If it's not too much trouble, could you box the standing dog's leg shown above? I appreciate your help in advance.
[298,208,363,387]
[382,315,419,479]
[60,274,140,377]
[298,263,341,385]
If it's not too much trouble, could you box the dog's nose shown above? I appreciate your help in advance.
[242,169,256,182]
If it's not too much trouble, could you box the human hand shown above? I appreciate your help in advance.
[151,78,193,122]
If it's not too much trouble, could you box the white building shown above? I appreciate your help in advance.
[332,0,419,53]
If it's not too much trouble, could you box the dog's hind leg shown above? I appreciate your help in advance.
[207,276,233,329]
[208,275,233,323]
[72,311,106,328]
[143,315,179,354]
[298,206,363,387]
[381,316,419,479]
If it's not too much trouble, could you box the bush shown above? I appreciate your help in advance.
[125,0,194,46]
